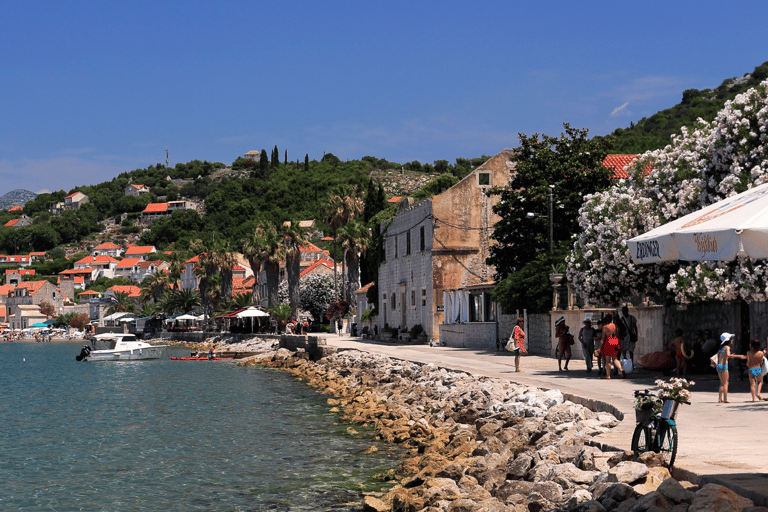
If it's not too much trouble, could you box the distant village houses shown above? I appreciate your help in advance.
[141,200,196,222]
[50,191,89,214]
[125,184,150,197]
[4,215,32,228]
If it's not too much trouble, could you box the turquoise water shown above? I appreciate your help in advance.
[0,342,399,511]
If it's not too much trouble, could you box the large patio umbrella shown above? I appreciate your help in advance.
[235,307,269,333]
[235,307,269,318]
[627,182,768,264]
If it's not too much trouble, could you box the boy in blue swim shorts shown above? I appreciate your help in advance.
[746,338,765,402]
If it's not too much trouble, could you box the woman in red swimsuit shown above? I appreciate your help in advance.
[599,313,625,379]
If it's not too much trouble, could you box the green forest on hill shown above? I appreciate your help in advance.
[604,61,768,154]
[0,151,477,259]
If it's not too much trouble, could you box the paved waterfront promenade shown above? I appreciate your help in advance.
[321,335,768,505]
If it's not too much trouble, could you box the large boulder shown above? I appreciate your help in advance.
[607,461,649,484]
[688,484,754,512]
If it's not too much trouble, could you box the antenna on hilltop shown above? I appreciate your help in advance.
[166,146,169,168]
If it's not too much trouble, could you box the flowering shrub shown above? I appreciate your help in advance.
[655,377,694,403]
[568,79,768,304]
[326,300,349,321]
[278,274,336,322]
[634,394,662,412]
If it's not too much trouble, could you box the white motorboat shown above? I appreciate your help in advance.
[76,333,167,361]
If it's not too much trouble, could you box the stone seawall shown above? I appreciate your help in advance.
[237,345,749,511]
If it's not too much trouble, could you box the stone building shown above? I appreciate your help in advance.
[375,150,515,344]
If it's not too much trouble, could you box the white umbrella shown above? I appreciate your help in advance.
[175,314,199,321]
[628,182,768,264]
[235,307,269,318]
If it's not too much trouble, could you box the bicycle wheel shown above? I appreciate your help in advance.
[631,422,652,456]
[656,421,678,467]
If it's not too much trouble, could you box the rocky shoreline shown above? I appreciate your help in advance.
[175,336,758,512]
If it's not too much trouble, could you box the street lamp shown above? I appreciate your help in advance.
[526,185,554,253]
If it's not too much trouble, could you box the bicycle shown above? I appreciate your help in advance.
[631,389,689,467]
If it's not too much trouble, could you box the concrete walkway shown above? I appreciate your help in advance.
[320,335,768,505]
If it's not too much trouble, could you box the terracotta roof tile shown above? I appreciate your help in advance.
[75,255,119,265]
[125,245,156,255]
[17,280,47,295]
[603,154,640,179]
[108,285,141,298]
[143,203,168,213]
[116,257,143,268]
[300,258,334,277]
[93,242,121,250]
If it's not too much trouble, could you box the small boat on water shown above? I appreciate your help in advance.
[170,356,234,361]
[76,333,167,361]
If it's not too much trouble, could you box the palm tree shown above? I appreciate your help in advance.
[137,303,156,318]
[338,218,371,303]
[191,239,218,323]
[106,291,136,315]
[166,251,185,291]
[324,185,364,299]
[140,273,169,305]
[281,221,309,319]
[249,223,283,308]
[242,225,270,305]
[216,243,239,301]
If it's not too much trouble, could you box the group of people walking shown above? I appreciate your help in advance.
[553,306,638,379]
[506,310,768,403]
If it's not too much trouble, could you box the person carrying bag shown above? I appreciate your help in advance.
[505,317,527,373]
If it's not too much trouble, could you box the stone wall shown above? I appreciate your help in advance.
[547,307,665,359]
[439,322,497,349]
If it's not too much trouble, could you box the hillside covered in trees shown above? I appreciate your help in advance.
[605,61,768,153]
[0,150,482,259]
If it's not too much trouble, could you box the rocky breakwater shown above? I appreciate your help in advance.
[240,347,757,512]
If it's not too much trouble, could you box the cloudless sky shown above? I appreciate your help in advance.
[2,1,768,194]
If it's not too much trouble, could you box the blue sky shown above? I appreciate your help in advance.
[2,1,768,194]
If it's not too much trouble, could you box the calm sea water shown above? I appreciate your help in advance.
[0,342,399,511]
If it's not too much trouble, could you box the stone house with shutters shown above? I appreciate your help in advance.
[375,150,515,346]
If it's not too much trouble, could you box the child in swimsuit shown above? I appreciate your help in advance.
[746,338,765,402]
[717,334,747,403]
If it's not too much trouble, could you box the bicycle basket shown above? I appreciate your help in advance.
[635,407,654,423]
[661,400,680,420]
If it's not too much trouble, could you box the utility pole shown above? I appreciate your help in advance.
[547,186,553,253]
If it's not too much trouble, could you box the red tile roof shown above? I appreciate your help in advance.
[300,258,335,277]
[17,280,47,295]
[0,284,14,296]
[5,268,35,275]
[116,257,143,269]
[299,241,324,253]
[75,255,119,265]
[125,245,156,255]
[29,252,45,256]
[78,290,101,295]
[8,206,22,211]
[94,242,121,250]
[143,203,168,213]
[108,285,141,298]
[60,268,95,275]
[388,196,402,203]
[356,282,375,294]
[3,255,29,263]
[603,154,640,179]
[65,191,81,199]
[4,219,21,227]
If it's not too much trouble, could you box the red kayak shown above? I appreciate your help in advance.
[171,356,234,361]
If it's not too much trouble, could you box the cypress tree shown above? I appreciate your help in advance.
[271,145,279,167]
[304,154,309,173]
[260,149,268,177]
[284,149,287,165]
